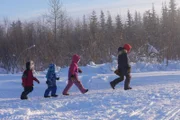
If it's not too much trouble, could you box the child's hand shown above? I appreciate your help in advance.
[46,81,49,84]
[37,80,40,84]
[71,77,76,81]
[78,68,82,73]
[114,69,121,76]
[127,67,131,73]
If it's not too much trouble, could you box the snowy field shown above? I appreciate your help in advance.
[0,62,180,120]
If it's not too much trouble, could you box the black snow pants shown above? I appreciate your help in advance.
[20,87,33,100]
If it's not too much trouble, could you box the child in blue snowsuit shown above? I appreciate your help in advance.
[44,64,59,98]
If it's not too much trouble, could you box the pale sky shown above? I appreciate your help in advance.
[0,0,180,21]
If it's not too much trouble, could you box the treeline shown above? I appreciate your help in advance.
[0,0,180,73]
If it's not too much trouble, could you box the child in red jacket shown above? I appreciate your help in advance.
[20,61,40,100]
[62,54,88,95]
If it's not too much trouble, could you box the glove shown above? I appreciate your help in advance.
[70,75,76,81]
[21,83,24,87]
[46,80,51,85]
[46,81,49,84]
[46,80,53,85]
[114,69,121,76]
[37,80,40,84]
[78,68,82,73]
[56,77,60,80]
[127,67,131,73]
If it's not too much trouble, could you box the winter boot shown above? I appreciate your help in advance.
[110,81,115,89]
[51,95,58,97]
[83,89,88,94]
[21,96,28,100]
[110,77,124,89]
[124,87,132,90]
[20,93,28,100]
[63,93,69,96]
[44,95,51,98]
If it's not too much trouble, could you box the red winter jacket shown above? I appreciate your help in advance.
[68,54,80,80]
[22,70,39,87]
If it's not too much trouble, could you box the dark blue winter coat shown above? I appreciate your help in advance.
[118,47,131,75]
[46,64,58,87]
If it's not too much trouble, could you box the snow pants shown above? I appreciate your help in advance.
[21,86,33,99]
[110,72,131,89]
[63,79,86,94]
[44,85,57,96]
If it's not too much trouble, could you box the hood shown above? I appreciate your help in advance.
[48,64,56,72]
[118,47,127,55]
[26,62,30,70]
[46,64,56,79]
[118,47,124,52]
[72,54,80,64]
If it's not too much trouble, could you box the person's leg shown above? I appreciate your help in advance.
[44,86,52,97]
[62,80,73,95]
[26,87,33,98]
[124,74,132,90]
[51,85,58,97]
[21,87,33,99]
[21,87,27,99]
[74,79,88,94]
[110,75,124,89]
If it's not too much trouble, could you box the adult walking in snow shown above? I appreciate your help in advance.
[20,61,40,100]
[44,64,59,98]
[62,54,88,95]
[110,44,132,90]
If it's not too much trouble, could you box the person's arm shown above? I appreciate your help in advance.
[69,64,75,75]
[22,78,25,87]
[46,75,53,85]
[31,71,40,83]
[22,70,27,87]
[123,53,131,73]
[33,77,40,84]
[69,64,78,80]
[69,64,76,77]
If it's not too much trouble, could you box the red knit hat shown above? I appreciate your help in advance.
[123,44,132,52]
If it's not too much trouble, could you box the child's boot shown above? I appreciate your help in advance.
[51,94,58,97]
[44,95,51,98]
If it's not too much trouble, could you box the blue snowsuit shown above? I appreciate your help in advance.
[44,64,59,96]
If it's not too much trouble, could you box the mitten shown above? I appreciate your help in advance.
[71,75,76,81]
[127,67,131,73]
[37,80,40,84]
[46,81,49,84]
[78,68,82,73]
[114,69,121,76]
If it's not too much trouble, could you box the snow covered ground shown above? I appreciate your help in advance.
[0,62,180,120]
